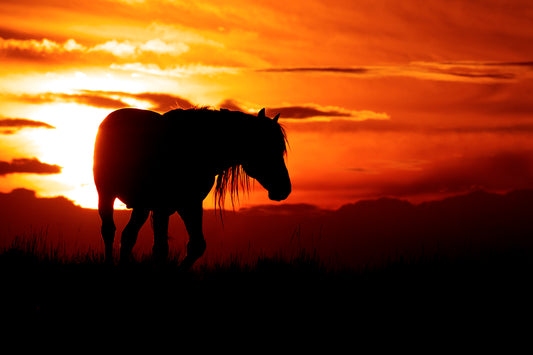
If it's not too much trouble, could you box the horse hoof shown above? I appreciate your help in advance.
[178,255,202,271]
[178,257,195,271]
[187,239,206,258]
[179,240,206,270]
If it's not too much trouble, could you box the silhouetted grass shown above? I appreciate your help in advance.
[2,231,532,328]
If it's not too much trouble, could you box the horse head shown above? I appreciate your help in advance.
[242,108,291,201]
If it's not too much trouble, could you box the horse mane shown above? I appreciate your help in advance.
[205,107,287,211]
[163,107,287,212]
[214,164,250,212]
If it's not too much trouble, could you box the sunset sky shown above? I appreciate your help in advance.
[1,0,532,210]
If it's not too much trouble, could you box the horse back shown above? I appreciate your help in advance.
[93,108,162,195]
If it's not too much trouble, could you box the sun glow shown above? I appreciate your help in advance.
[44,70,148,94]
[0,68,214,209]
[2,69,163,209]
[19,103,105,208]
[1,0,533,212]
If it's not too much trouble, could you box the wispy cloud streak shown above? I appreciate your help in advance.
[258,67,369,74]
[258,61,533,83]
[0,117,55,134]
[0,158,61,176]
[219,99,389,121]
[110,63,240,77]
[3,90,195,112]
[0,117,54,128]
[11,92,128,109]
[0,37,189,59]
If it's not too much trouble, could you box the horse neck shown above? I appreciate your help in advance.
[207,114,252,173]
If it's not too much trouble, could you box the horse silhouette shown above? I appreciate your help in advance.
[93,107,291,268]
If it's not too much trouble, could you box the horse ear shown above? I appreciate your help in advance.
[273,113,280,123]
[258,108,266,118]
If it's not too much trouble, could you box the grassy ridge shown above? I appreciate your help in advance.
[2,232,532,334]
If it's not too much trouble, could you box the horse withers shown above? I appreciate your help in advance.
[93,107,291,269]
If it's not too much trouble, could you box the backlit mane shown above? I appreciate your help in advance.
[213,108,287,212]
[164,107,288,212]
[215,163,250,212]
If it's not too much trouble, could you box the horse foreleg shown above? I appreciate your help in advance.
[98,195,116,264]
[177,201,206,270]
[120,208,149,264]
[152,209,171,264]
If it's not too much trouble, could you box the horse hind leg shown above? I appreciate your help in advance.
[98,194,116,264]
[152,209,171,264]
[181,238,206,270]
[177,202,206,270]
[120,208,149,264]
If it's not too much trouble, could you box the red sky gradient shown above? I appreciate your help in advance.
[1,0,533,210]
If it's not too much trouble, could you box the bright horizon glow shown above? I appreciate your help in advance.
[22,103,107,208]
[1,0,533,210]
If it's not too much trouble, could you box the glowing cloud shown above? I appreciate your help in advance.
[89,39,189,57]
[0,38,83,54]
[0,37,189,61]
[110,63,240,77]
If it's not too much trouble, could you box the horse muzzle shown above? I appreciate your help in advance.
[268,183,291,201]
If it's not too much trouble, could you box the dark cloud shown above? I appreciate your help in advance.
[59,93,127,109]
[8,90,195,111]
[257,67,369,74]
[347,167,373,173]
[8,90,379,121]
[107,91,195,112]
[0,117,55,134]
[0,28,33,40]
[218,99,243,112]
[258,61,530,82]
[238,203,324,216]
[265,106,351,119]
[411,61,533,82]
[218,99,364,120]
[13,92,128,109]
[426,64,517,80]
[2,187,531,270]
[368,150,533,198]
[0,158,61,176]
[443,71,515,80]
[0,118,54,129]
[62,90,194,112]
[448,61,533,68]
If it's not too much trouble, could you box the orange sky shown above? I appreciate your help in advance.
[1,0,532,209]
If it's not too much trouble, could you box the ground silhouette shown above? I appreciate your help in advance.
[2,189,532,336]
[1,188,531,269]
